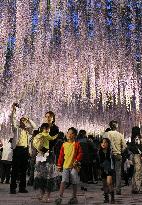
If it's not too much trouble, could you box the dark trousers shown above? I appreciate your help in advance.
[27,157,36,185]
[88,161,98,182]
[1,161,11,183]
[10,147,29,191]
[113,155,122,192]
[80,163,89,183]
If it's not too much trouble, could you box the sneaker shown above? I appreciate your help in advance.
[68,197,78,204]
[10,190,16,194]
[19,189,28,193]
[55,197,62,205]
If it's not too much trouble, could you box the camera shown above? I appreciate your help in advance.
[13,103,20,108]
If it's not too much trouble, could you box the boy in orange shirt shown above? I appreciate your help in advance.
[55,127,82,205]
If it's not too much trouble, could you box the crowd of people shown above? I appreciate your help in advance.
[0,103,142,204]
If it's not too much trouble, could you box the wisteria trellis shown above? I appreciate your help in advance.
[0,0,141,137]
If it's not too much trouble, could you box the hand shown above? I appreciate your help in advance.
[26,117,30,122]
[57,166,62,172]
[73,161,81,173]
[12,103,17,112]
[73,161,78,167]
[54,134,58,139]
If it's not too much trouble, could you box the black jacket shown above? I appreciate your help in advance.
[128,142,142,155]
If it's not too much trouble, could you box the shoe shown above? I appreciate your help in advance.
[19,189,28,193]
[87,181,94,184]
[116,191,121,195]
[110,192,115,204]
[124,182,129,186]
[41,197,51,203]
[65,182,71,189]
[104,193,109,203]
[10,190,16,194]
[27,181,33,186]
[55,197,62,205]
[81,187,87,191]
[68,197,78,204]
[132,190,139,194]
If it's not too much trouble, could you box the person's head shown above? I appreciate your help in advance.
[77,130,87,139]
[40,123,50,133]
[100,138,111,150]
[131,126,141,143]
[20,117,29,129]
[66,127,78,141]
[44,111,55,124]
[109,120,118,131]
[88,134,94,142]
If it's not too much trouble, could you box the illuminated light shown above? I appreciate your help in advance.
[0,1,141,137]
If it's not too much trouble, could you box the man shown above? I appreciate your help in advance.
[10,103,36,194]
[104,120,127,195]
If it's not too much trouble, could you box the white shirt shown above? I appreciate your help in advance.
[1,141,13,161]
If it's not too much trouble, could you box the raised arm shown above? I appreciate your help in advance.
[26,119,37,135]
[11,103,18,130]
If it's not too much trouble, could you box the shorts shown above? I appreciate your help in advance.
[61,168,79,184]
[101,168,114,179]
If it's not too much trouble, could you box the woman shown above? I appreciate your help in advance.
[43,111,59,150]
[33,123,60,203]
[33,111,60,202]
[128,126,142,194]
[98,138,115,203]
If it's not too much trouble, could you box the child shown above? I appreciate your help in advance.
[98,138,115,204]
[33,123,59,203]
[55,127,82,205]
[33,123,58,153]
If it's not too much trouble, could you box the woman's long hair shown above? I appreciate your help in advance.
[99,138,111,151]
[131,126,141,143]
